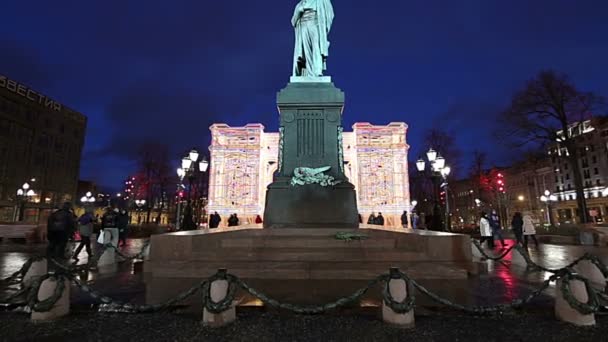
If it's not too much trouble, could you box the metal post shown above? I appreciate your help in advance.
[444,181,450,231]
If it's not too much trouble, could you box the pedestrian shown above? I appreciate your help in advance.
[511,212,524,245]
[209,211,221,228]
[412,212,419,229]
[255,214,263,224]
[117,209,130,247]
[479,211,494,248]
[228,213,239,227]
[100,207,120,248]
[46,202,76,260]
[367,212,377,225]
[490,209,507,248]
[73,208,95,260]
[401,211,408,228]
[376,212,385,226]
[523,211,539,248]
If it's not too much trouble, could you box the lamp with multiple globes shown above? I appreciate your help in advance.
[416,148,452,231]
[80,191,96,204]
[175,148,209,230]
[16,182,36,222]
[540,190,557,225]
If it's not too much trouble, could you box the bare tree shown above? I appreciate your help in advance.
[423,128,462,178]
[136,142,173,224]
[500,70,605,223]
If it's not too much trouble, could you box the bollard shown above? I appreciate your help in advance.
[142,243,151,261]
[23,258,48,287]
[203,269,236,327]
[382,268,415,328]
[573,259,607,288]
[471,242,483,259]
[31,277,70,321]
[555,275,596,326]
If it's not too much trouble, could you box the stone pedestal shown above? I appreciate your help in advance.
[555,278,595,326]
[202,279,236,327]
[31,278,70,321]
[23,259,47,287]
[264,81,358,228]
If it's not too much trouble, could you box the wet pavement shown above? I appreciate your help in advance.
[1,238,607,341]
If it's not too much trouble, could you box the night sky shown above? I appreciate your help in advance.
[1,1,607,190]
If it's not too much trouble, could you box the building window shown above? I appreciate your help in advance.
[564,163,569,170]
[592,155,597,164]
[566,173,570,180]
[594,168,599,175]
[596,179,602,186]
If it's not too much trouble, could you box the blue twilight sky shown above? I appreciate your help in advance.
[1,0,607,189]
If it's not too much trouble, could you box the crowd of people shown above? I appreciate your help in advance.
[45,202,133,262]
[479,210,539,249]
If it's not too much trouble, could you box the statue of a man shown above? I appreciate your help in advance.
[291,0,334,77]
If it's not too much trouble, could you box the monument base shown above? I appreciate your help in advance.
[264,180,359,228]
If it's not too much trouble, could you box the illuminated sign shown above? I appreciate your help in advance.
[0,74,62,111]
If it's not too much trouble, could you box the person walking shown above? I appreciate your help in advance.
[117,209,130,247]
[401,211,408,228]
[490,209,507,248]
[73,208,95,260]
[479,211,494,248]
[101,207,120,248]
[511,212,524,245]
[47,202,76,260]
[376,212,385,226]
[523,212,539,248]
[412,212,419,229]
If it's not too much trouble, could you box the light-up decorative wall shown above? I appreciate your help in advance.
[208,122,411,226]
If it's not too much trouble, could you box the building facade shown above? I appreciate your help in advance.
[549,118,608,223]
[208,122,411,226]
[0,74,87,222]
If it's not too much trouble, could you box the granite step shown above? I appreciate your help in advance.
[191,249,433,262]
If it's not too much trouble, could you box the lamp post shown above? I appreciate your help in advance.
[16,182,35,222]
[80,191,96,208]
[135,199,146,225]
[540,190,557,226]
[416,148,452,231]
[176,148,209,230]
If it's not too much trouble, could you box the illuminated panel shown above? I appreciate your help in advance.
[208,122,411,227]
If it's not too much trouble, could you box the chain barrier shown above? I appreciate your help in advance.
[234,273,389,315]
[2,239,607,317]
[1,256,46,285]
[472,239,608,279]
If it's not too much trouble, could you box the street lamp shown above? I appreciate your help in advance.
[540,190,557,226]
[80,191,96,205]
[16,182,35,222]
[175,148,209,230]
[416,148,452,231]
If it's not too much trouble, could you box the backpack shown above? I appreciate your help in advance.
[102,212,117,228]
[78,213,93,225]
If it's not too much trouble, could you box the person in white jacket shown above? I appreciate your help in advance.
[479,211,494,248]
[522,212,539,248]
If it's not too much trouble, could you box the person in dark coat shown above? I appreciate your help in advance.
[511,212,524,245]
[228,214,239,227]
[490,209,506,248]
[209,212,221,228]
[367,212,377,225]
[117,209,130,247]
[376,212,385,226]
[47,202,76,260]
[401,211,408,228]
[73,208,95,260]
